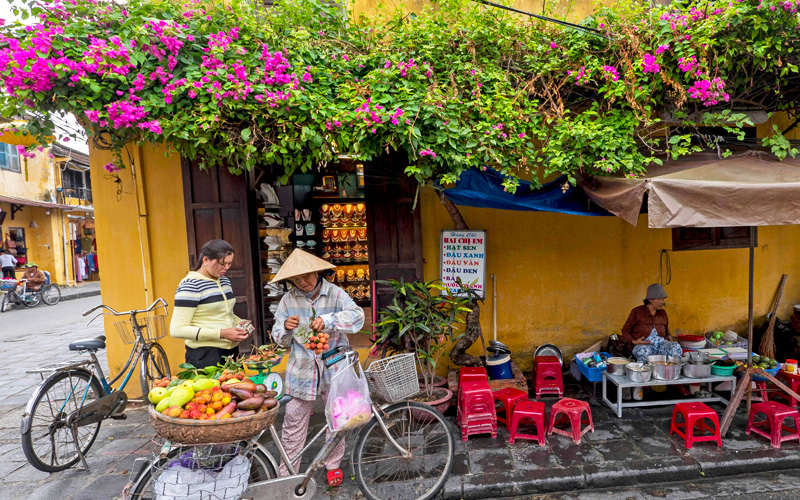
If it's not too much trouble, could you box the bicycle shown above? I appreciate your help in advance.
[0,278,40,311]
[128,347,455,500]
[21,298,172,472]
[0,275,60,311]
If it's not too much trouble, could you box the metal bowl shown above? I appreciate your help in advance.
[647,355,684,380]
[606,357,631,375]
[533,344,563,365]
[625,362,652,383]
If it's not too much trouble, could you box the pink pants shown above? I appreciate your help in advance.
[278,396,346,477]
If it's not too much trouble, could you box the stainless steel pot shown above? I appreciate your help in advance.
[647,355,684,380]
[682,361,713,378]
[606,357,630,375]
[625,362,652,383]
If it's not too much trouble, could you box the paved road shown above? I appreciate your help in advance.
[0,296,102,342]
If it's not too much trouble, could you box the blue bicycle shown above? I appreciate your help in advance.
[21,298,170,472]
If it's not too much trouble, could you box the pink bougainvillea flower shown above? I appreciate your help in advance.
[641,53,660,74]
[655,44,670,54]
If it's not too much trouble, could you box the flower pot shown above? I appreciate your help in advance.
[409,387,452,422]
[418,374,447,388]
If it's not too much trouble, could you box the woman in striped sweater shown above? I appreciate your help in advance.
[169,239,252,368]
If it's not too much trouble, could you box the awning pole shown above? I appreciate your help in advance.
[746,226,755,413]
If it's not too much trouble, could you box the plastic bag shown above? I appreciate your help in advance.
[153,454,251,500]
[325,363,372,432]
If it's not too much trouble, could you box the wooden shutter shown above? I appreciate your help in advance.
[365,160,423,311]
[182,159,258,350]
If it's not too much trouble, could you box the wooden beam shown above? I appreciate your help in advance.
[720,367,752,437]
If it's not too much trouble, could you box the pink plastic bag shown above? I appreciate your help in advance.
[325,364,372,431]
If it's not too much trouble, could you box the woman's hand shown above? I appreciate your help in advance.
[310,317,325,332]
[284,316,300,331]
[632,337,651,345]
[221,327,250,342]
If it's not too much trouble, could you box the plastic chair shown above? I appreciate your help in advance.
[458,380,497,441]
[508,400,546,446]
[669,402,722,449]
[547,398,593,444]
[534,356,563,398]
[746,401,800,448]
[775,371,800,408]
[493,387,528,428]
[459,366,488,386]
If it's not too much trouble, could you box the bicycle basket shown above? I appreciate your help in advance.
[0,280,17,291]
[114,314,168,345]
[363,353,419,403]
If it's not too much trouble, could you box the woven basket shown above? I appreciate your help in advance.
[148,405,278,445]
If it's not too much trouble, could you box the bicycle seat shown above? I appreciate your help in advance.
[69,335,107,351]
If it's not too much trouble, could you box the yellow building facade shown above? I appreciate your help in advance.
[0,137,90,285]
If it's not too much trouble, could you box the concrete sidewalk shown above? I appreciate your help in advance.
[4,324,800,500]
[60,281,101,302]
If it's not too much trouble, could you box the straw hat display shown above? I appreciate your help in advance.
[270,249,335,284]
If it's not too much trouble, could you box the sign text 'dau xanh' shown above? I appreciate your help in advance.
[440,230,486,298]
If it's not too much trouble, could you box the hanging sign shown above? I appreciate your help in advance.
[440,229,487,298]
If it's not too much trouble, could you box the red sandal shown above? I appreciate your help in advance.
[326,468,343,487]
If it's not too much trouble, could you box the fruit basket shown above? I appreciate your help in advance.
[148,405,278,445]
[243,354,284,370]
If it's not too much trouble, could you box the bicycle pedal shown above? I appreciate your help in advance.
[109,413,128,420]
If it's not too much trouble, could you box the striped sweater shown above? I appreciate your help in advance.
[169,271,242,350]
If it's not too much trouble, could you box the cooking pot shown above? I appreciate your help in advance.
[625,362,652,383]
[682,360,713,379]
[606,357,630,375]
[647,355,684,380]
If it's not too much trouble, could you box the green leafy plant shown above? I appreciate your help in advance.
[373,278,471,400]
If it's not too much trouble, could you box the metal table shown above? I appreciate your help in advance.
[601,371,737,418]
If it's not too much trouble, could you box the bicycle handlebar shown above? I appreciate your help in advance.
[82,298,168,317]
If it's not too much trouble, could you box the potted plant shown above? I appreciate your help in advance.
[373,278,472,413]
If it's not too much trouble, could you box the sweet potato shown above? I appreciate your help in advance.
[231,410,255,418]
[216,402,237,418]
[262,398,278,410]
[254,384,267,394]
[220,380,257,393]
[264,390,278,399]
[237,396,264,411]
[228,388,254,401]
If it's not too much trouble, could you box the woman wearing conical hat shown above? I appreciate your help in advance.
[270,249,364,487]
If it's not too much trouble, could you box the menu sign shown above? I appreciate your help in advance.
[441,230,487,299]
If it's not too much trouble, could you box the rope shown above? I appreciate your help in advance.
[659,249,671,286]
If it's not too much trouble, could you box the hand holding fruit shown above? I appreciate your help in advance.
[304,331,330,355]
[310,317,325,332]
[285,315,300,331]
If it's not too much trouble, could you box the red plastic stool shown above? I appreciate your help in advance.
[547,398,593,444]
[459,366,488,386]
[534,356,563,398]
[753,381,769,402]
[669,402,722,449]
[493,387,528,428]
[508,400,546,446]
[774,371,800,408]
[458,381,497,441]
[746,401,800,448]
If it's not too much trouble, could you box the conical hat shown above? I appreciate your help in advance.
[270,249,335,283]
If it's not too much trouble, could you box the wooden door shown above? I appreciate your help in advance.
[182,159,258,350]
[365,159,424,312]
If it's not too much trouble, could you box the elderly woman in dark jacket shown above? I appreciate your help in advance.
[619,283,683,362]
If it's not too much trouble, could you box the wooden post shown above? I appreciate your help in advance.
[720,367,752,436]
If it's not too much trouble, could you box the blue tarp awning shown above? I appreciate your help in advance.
[442,167,612,217]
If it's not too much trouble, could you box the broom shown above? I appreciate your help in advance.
[759,274,788,359]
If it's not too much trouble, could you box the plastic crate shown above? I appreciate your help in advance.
[574,352,610,382]
[705,332,748,350]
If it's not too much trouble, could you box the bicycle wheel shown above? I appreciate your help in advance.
[21,369,104,472]
[0,292,10,312]
[353,401,455,500]
[128,442,277,499]
[139,342,171,397]
[22,291,40,307]
[41,284,61,305]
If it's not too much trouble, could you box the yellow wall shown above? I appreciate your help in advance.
[89,143,190,397]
